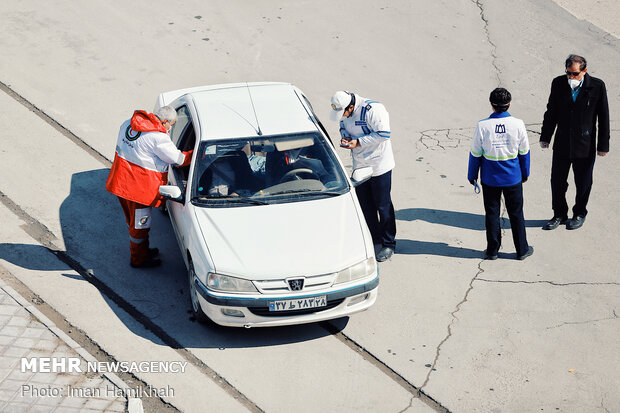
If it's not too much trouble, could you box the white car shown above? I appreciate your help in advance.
[156,82,378,327]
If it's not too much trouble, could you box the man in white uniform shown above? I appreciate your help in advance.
[330,91,396,262]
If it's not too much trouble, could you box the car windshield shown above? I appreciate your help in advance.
[190,132,349,206]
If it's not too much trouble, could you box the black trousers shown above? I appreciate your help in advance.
[550,150,596,218]
[355,170,396,248]
[482,182,529,256]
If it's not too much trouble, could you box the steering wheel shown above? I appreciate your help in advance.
[279,168,320,183]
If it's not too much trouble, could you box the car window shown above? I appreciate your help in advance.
[190,132,349,207]
[178,123,196,152]
[170,105,196,183]
[301,94,332,145]
[170,106,191,148]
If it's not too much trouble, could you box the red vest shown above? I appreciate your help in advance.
[106,111,189,207]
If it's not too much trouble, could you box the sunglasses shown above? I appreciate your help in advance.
[566,70,582,76]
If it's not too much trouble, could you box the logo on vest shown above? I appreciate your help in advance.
[495,124,506,134]
[125,126,142,141]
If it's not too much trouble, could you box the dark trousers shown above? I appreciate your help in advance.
[355,170,396,248]
[550,150,596,218]
[482,182,528,256]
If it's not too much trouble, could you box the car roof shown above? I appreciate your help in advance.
[168,82,318,140]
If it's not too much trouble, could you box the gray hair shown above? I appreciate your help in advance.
[154,105,177,123]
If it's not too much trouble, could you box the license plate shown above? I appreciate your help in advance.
[269,295,327,312]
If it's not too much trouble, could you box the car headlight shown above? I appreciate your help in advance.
[334,258,377,284]
[207,273,258,293]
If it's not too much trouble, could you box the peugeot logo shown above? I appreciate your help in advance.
[288,278,305,291]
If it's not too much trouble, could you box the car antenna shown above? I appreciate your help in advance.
[220,84,262,136]
[221,103,262,136]
[246,83,263,136]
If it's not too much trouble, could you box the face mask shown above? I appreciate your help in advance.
[568,78,581,90]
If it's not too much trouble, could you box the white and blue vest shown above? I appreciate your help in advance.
[340,95,394,177]
[467,112,530,187]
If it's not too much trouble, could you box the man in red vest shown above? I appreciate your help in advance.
[106,106,192,268]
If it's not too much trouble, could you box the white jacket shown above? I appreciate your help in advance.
[340,95,394,177]
[106,112,188,207]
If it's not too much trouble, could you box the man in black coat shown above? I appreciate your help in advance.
[540,54,609,230]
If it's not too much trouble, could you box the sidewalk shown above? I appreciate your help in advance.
[0,281,127,413]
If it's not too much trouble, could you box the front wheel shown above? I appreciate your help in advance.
[188,261,211,324]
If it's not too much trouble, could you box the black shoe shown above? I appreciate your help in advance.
[542,216,567,230]
[148,248,159,258]
[517,246,534,261]
[484,250,498,260]
[130,257,162,268]
[376,247,394,262]
[566,215,585,230]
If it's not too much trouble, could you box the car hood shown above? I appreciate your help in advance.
[193,193,369,279]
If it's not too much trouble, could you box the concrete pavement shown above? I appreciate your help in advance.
[553,0,620,38]
[1,1,619,412]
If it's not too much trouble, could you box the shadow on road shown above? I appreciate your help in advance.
[0,168,346,350]
[392,240,517,259]
[396,207,548,230]
[393,239,483,258]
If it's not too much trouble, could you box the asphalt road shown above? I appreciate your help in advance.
[1,1,619,412]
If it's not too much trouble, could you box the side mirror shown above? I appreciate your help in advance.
[159,185,184,203]
[351,167,373,187]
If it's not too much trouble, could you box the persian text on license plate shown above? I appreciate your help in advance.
[269,295,327,312]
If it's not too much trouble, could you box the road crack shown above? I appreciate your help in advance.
[471,0,501,85]
[321,322,450,412]
[417,128,474,151]
[545,311,618,330]
[397,395,415,413]
[525,123,542,138]
[420,261,485,391]
[600,396,611,413]
[477,278,620,286]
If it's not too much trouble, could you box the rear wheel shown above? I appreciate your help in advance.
[188,261,211,324]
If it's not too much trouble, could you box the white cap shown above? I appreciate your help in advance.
[330,91,352,121]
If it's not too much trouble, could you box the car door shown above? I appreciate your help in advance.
[166,99,199,260]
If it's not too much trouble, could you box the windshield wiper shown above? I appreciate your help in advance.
[268,189,343,197]
[192,196,268,205]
